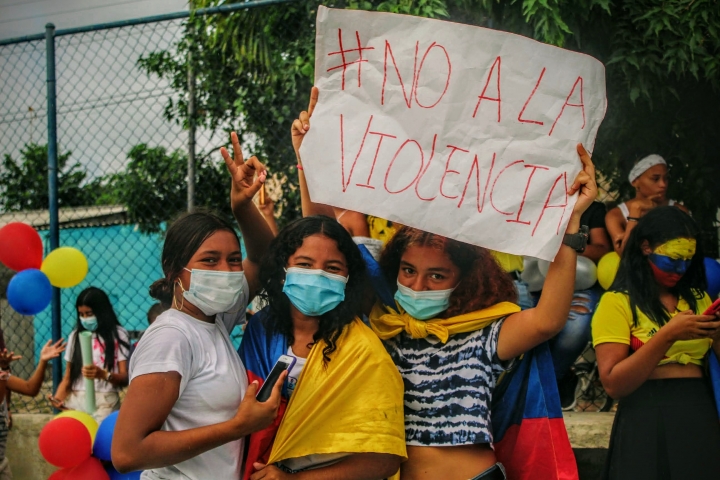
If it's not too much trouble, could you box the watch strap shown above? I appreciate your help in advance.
[563,225,589,253]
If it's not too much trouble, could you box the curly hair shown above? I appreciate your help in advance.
[379,227,517,317]
[612,206,706,326]
[259,216,367,363]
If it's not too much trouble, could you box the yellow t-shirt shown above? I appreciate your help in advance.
[367,216,400,245]
[592,291,713,366]
[490,251,524,273]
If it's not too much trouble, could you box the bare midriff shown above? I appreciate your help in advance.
[648,362,703,380]
[401,444,496,480]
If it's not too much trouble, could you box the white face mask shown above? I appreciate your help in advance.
[180,268,245,316]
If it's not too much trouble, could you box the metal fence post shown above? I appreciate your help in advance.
[187,3,196,212]
[45,23,62,392]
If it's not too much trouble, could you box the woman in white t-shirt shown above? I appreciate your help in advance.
[51,286,130,422]
[112,133,284,479]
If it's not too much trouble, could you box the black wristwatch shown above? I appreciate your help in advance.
[563,225,589,253]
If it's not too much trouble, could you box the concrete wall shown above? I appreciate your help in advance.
[5,412,615,480]
[6,414,56,480]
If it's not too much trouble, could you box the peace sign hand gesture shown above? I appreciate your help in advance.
[221,132,268,212]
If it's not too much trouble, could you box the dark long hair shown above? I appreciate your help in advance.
[149,210,240,305]
[259,216,367,363]
[379,227,517,317]
[611,206,706,326]
[69,287,129,388]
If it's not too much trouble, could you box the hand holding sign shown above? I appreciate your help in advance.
[292,86,319,158]
[221,132,267,212]
[567,144,597,219]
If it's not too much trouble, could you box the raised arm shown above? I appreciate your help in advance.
[221,132,276,299]
[7,339,65,397]
[292,86,336,219]
[497,144,597,361]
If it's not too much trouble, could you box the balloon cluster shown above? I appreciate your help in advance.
[39,410,140,479]
[521,253,620,292]
[0,222,88,315]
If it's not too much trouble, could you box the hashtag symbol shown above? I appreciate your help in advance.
[327,29,375,90]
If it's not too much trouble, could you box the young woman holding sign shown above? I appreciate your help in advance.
[239,215,406,480]
[292,88,597,480]
[592,207,720,479]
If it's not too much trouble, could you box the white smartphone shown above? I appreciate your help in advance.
[256,354,296,402]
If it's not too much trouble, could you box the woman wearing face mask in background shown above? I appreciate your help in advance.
[605,154,689,255]
[112,134,285,479]
[240,215,406,480]
[50,286,130,422]
[592,207,720,480]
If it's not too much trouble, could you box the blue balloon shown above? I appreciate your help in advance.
[93,410,119,461]
[106,467,142,480]
[704,257,720,299]
[6,269,52,315]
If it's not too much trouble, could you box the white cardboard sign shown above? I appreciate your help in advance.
[300,6,606,260]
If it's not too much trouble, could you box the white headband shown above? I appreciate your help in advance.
[628,154,666,183]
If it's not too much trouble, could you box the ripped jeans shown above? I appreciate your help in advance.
[549,287,602,380]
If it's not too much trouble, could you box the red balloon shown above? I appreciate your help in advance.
[38,417,92,469]
[0,222,43,271]
[48,469,71,479]
[68,457,110,480]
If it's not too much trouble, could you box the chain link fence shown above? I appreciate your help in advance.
[0,2,290,413]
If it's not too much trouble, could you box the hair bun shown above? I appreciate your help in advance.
[149,278,174,304]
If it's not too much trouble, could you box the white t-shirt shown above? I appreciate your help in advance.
[285,346,306,397]
[64,327,130,392]
[131,280,249,480]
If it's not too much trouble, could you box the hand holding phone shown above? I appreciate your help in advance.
[703,298,720,316]
[256,355,296,402]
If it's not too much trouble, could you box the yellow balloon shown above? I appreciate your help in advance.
[41,247,88,288]
[598,251,621,290]
[55,409,98,444]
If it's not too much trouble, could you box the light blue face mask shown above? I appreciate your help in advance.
[81,316,98,332]
[394,281,456,320]
[283,267,348,316]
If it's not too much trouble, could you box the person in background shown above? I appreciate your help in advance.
[605,154,688,255]
[258,193,280,237]
[552,200,612,409]
[147,303,166,326]
[490,251,534,311]
[593,206,720,479]
[50,287,130,422]
[112,133,283,478]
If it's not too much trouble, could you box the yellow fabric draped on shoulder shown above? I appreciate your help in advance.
[369,301,521,343]
[267,318,407,466]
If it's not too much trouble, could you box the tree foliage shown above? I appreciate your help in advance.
[0,143,102,211]
[105,144,232,233]
[139,0,720,252]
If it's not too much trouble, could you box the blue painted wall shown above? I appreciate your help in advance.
[34,224,245,360]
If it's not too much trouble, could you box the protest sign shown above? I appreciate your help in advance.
[300,6,606,260]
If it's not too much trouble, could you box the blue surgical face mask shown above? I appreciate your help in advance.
[81,316,98,332]
[394,281,456,320]
[181,268,246,316]
[282,267,348,316]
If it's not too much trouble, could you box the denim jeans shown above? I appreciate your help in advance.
[549,287,602,379]
[513,279,535,311]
